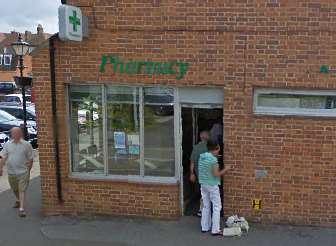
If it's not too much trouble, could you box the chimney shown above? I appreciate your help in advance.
[37,24,43,35]
[25,31,32,41]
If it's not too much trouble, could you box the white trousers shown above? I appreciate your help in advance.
[200,184,222,234]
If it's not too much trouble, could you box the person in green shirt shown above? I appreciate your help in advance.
[198,140,231,235]
[189,130,209,216]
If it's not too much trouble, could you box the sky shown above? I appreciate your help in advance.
[1,0,61,34]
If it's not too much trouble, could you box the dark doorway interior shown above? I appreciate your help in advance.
[182,107,223,216]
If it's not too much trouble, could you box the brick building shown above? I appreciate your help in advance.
[32,0,336,226]
[0,25,50,84]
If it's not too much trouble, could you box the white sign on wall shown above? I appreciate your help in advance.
[58,4,83,42]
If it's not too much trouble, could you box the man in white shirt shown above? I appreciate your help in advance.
[0,127,34,217]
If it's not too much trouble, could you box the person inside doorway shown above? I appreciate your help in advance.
[198,140,230,235]
[209,117,223,144]
[189,130,209,216]
[0,127,34,217]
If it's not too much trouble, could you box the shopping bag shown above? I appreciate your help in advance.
[223,227,242,237]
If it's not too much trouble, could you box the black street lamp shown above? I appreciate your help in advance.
[11,34,31,140]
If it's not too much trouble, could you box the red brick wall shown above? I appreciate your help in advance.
[32,42,180,219]
[0,54,32,82]
[32,0,336,225]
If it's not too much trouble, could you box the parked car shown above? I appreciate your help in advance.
[154,105,174,116]
[0,132,9,151]
[0,109,37,148]
[3,94,32,105]
[0,105,36,121]
[0,82,16,94]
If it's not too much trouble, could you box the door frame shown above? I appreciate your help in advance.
[178,103,223,216]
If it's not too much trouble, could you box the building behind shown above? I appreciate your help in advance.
[32,1,336,226]
[0,24,50,97]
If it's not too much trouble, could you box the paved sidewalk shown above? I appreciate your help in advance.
[40,215,336,246]
[0,177,115,246]
[0,157,336,246]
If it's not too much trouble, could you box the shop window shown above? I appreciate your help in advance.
[107,86,140,175]
[69,85,104,174]
[254,89,336,117]
[68,85,176,180]
[144,87,175,177]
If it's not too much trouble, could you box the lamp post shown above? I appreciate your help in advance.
[11,34,30,140]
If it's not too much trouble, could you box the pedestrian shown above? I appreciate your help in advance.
[189,130,209,216]
[198,140,230,236]
[0,127,34,217]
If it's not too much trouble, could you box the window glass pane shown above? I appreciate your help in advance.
[144,87,174,105]
[257,94,335,109]
[4,55,11,65]
[255,89,336,116]
[107,86,140,175]
[144,87,175,177]
[258,95,301,108]
[300,96,326,109]
[69,85,104,174]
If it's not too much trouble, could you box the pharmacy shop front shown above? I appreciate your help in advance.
[33,1,336,226]
[67,84,224,218]
[33,43,336,226]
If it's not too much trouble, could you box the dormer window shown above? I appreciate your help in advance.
[3,54,12,65]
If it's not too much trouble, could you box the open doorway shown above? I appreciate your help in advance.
[181,106,223,216]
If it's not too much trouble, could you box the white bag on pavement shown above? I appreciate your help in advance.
[223,227,242,237]
[225,215,249,233]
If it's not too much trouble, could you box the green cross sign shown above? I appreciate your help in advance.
[59,5,83,41]
[69,10,80,32]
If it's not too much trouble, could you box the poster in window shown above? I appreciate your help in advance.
[114,131,126,149]
[128,134,140,155]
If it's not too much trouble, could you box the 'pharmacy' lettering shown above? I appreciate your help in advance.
[99,55,188,80]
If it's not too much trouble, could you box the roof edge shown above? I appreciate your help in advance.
[29,33,59,57]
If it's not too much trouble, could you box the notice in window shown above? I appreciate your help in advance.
[114,131,126,149]
[128,134,140,155]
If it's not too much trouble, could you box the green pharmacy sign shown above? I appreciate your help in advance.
[320,65,329,73]
[320,65,336,74]
[99,55,189,80]
[59,4,83,42]
[69,10,80,32]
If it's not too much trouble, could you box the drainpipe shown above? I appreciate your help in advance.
[49,34,63,203]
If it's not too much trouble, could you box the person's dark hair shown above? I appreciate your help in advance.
[199,130,208,136]
[207,140,219,151]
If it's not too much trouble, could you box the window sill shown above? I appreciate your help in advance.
[68,173,179,185]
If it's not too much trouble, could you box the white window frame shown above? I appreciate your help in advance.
[0,55,3,65]
[3,54,12,65]
[253,88,336,117]
[67,84,179,184]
